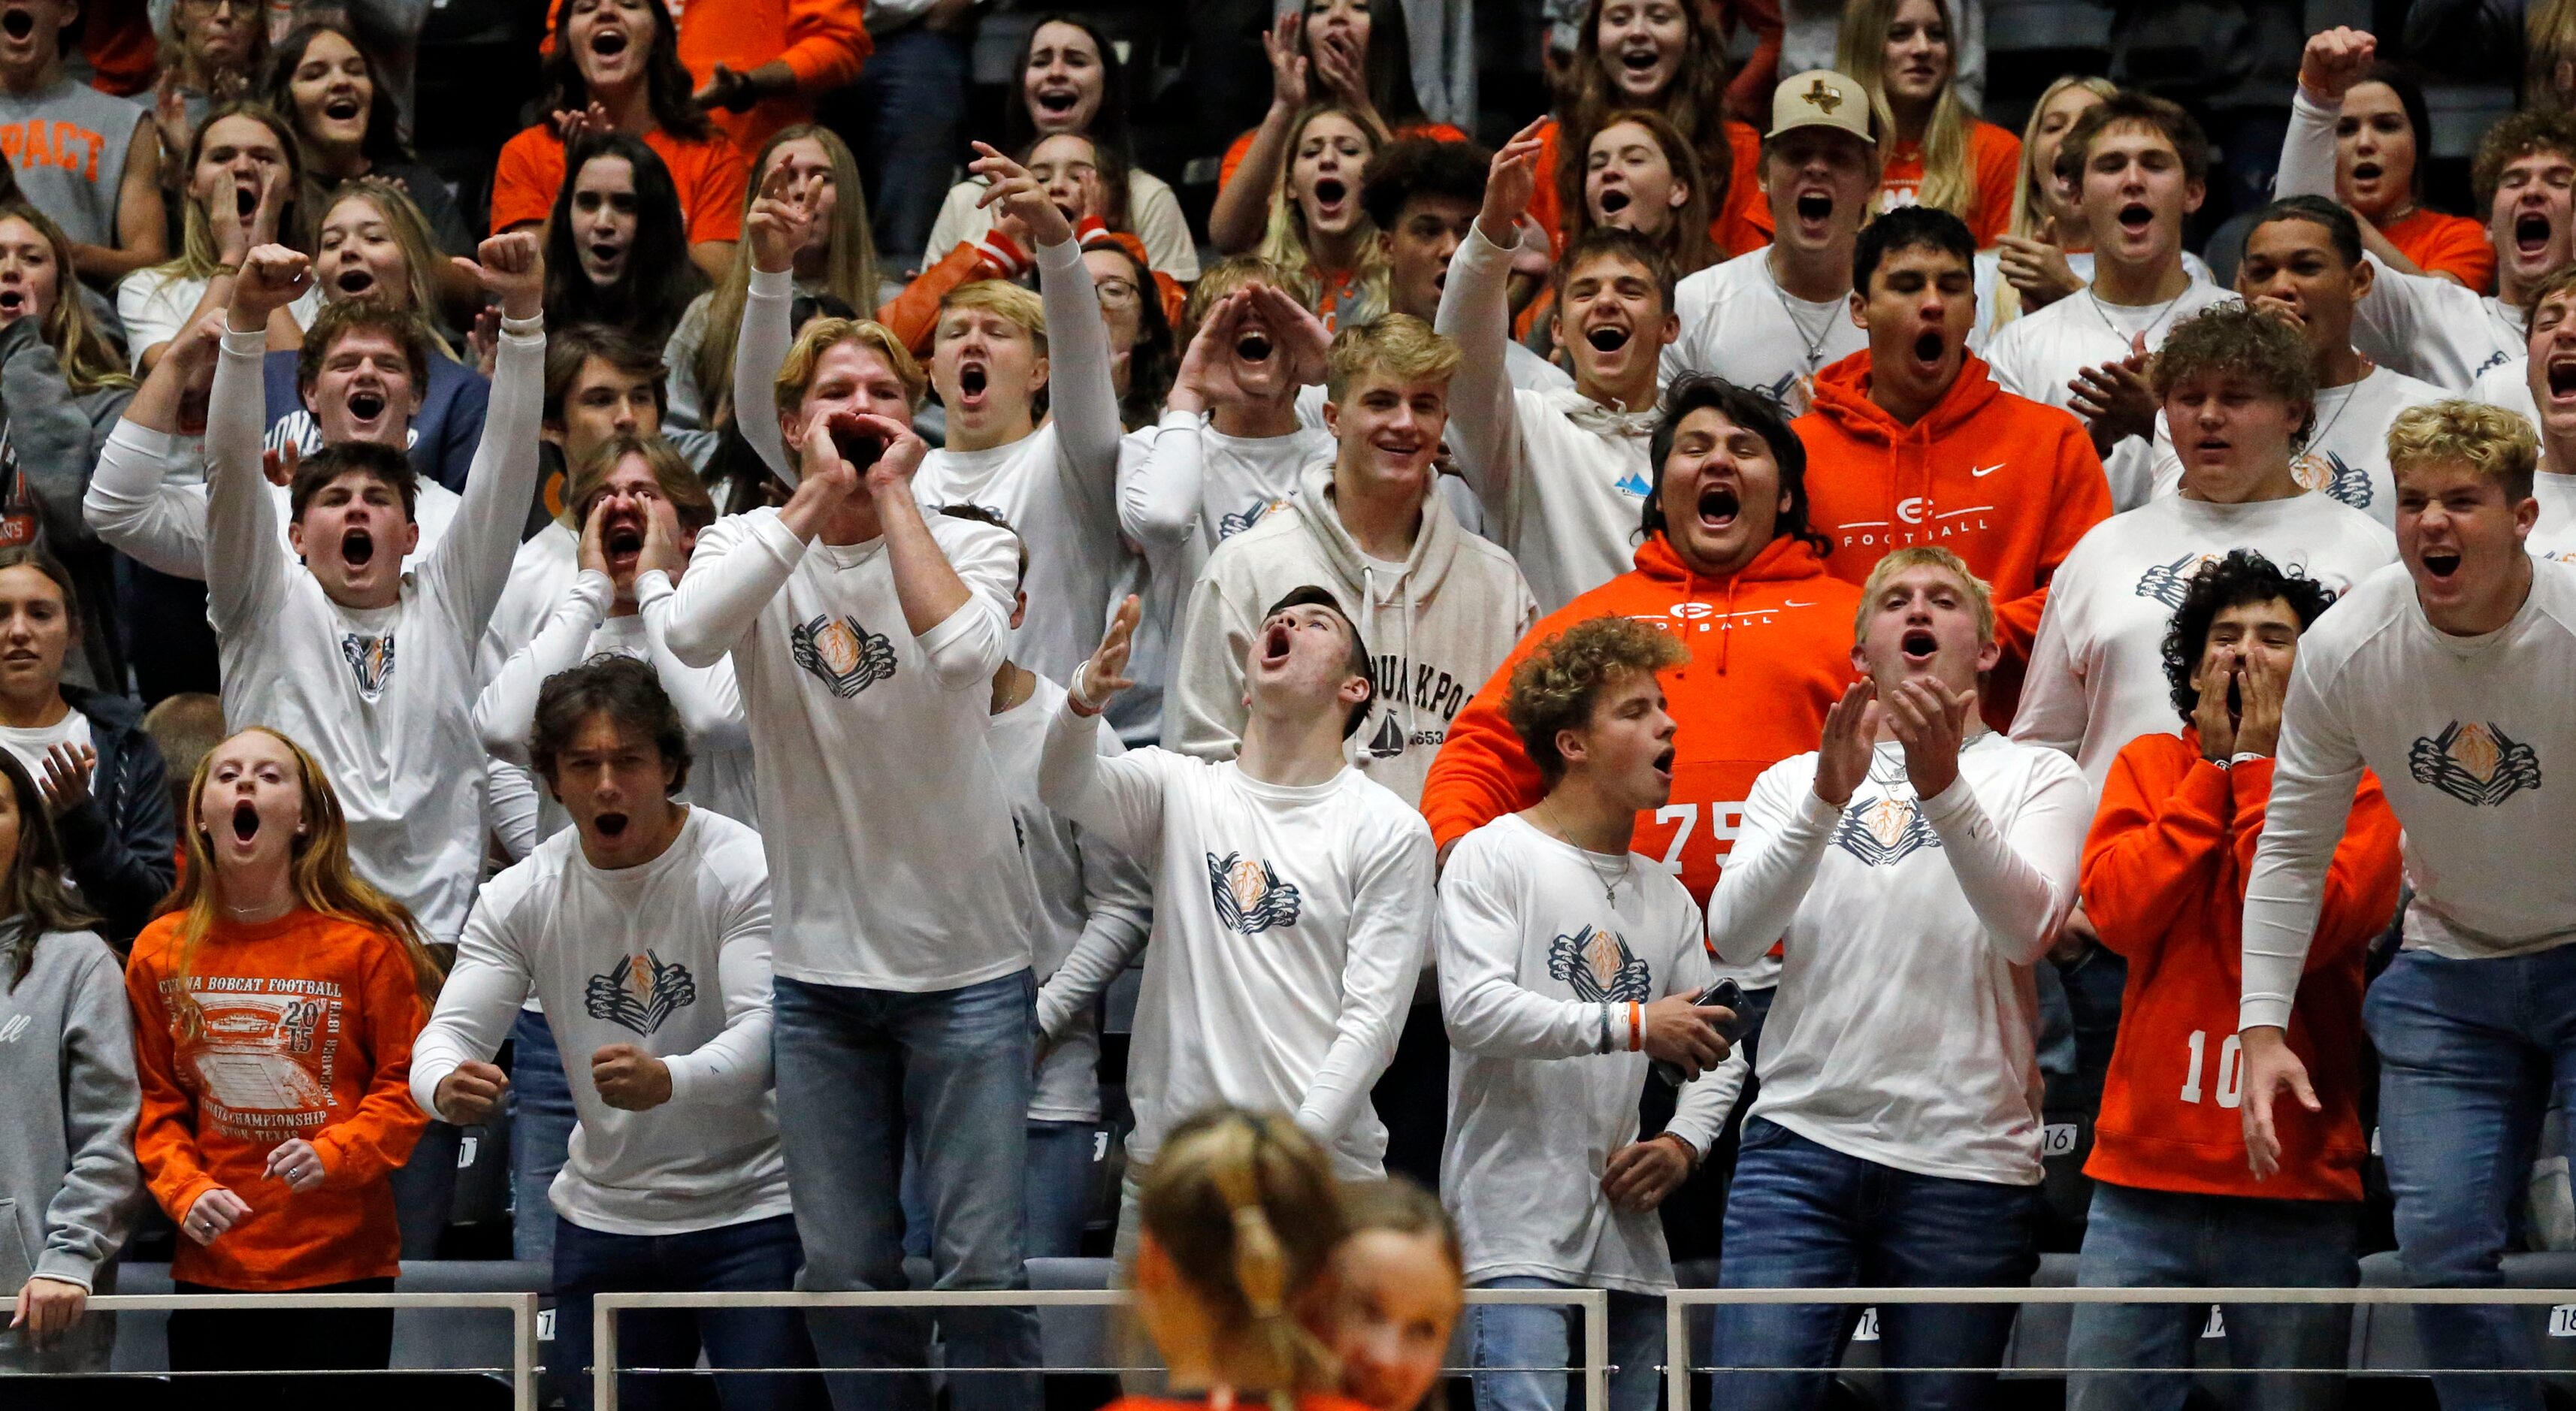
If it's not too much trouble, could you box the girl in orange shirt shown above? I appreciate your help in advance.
[2327,62,2496,291]
[1248,103,1389,331]
[125,728,443,1393]
[1838,0,2022,247]
[1536,0,1765,261]
[1107,1107,1374,1411]
[539,131,708,352]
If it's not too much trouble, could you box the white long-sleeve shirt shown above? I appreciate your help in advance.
[2011,492,2397,794]
[2473,357,2541,431]
[409,807,791,1236]
[473,568,758,832]
[1662,249,1867,414]
[82,421,461,579]
[203,322,543,942]
[1983,276,2239,510]
[1710,735,2088,1185]
[1036,696,1433,1177]
[2146,366,2449,527]
[2242,560,2576,1029]
[990,673,1151,1124]
[1438,813,1728,1292]
[2530,470,2576,563]
[1436,223,1658,614]
[652,507,1036,991]
[1117,409,1334,563]
[476,522,579,862]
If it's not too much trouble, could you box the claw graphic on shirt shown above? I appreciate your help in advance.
[2133,553,2219,609]
[2291,450,2373,509]
[1546,923,1653,1003]
[790,613,897,698]
[2408,721,2542,806]
[1830,796,1940,866]
[1207,852,1302,934]
[340,631,395,701]
[1218,497,1289,539]
[584,950,698,1037]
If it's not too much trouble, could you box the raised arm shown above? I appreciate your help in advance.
[1041,597,1172,853]
[423,233,547,636]
[203,246,304,633]
[1918,755,2088,965]
[735,162,811,483]
[1706,760,1840,965]
[1297,819,1434,1142]
[1208,13,1310,255]
[2283,29,2444,281]
[652,509,806,667]
[2079,743,2233,960]
[966,144,1120,497]
[662,866,778,1105]
[1433,122,1548,516]
[474,569,609,766]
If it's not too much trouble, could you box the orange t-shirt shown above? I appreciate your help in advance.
[1530,115,1770,261]
[126,907,429,1291]
[489,123,749,246]
[538,0,874,169]
[1873,119,2022,248]
[2381,206,2496,294]
[1217,118,1469,193]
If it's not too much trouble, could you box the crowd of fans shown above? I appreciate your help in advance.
[0,0,2571,1409]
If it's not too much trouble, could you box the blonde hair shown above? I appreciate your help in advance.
[938,279,1049,354]
[1256,103,1390,326]
[2534,0,2576,112]
[316,179,459,359]
[0,201,132,394]
[775,316,927,411]
[1854,545,1996,643]
[1184,255,1319,340]
[692,125,882,427]
[1989,75,2118,333]
[1837,0,1979,219]
[2387,400,2541,502]
[159,728,442,1039]
[162,102,309,283]
[1138,1108,1347,1408]
[1323,313,1459,403]
[567,433,717,534]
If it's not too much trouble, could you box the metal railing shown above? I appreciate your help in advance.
[588,1286,1610,1411]
[81,1289,543,1409]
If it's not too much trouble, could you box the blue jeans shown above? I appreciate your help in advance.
[2065,1182,2357,1411]
[1026,1120,1106,1258]
[2366,945,2576,1411]
[553,1213,824,1410]
[1470,1277,1664,1411]
[1712,1118,2041,1411]
[846,24,967,270]
[772,971,1040,1411]
[509,1008,578,1266]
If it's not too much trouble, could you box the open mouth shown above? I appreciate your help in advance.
[1598,188,1631,215]
[1796,192,1832,224]
[1912,331,1945,365]
[1,11,32,41]
[594,810,629,838]
[1620,47,1657,71]
[1036,87,1078,114]
[605,524,643,559]
[2519,213,2552,256]
[588,240,623,267]
[1313,177,1347,207]
[2421,548,2463,579]
[1652,745,1676,778]
[348,389,385,420]
[1586,325,1631,353]
[1900,627,1938,663]
[2118,201,2152,234]
[231,799,259,842]
[2352,160,2383,183]
[588,28,628,58]
[2225,677,2243,720]
[0,289,26,316]
[341,528,374,567]
[1696,484,1739,527]
[334,267,374,295]
[1235,329,1273,364]
[1260,621,1293,666]
[236,186,259,219]
[957,362,987,401]
[2551,359,2576,399]
[324,95,361,121]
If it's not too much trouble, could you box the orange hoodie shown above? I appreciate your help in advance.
[543,0,872,159]
[2081,731,2401,1203]
[126,908,428,1290]
[1794,349,2112,727]
[1420,532,1858,906]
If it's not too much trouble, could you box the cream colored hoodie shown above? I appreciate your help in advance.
[1171,463,1537,805]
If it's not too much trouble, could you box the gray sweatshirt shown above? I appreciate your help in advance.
[0,922,141,1372]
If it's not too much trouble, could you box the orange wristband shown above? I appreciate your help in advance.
[1628,1001,1642,1053]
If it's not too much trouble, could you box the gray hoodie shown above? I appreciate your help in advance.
[0,922,140,1373]
[1172,463,1536,805]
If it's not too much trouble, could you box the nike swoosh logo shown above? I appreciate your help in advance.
[1970,463,2005,478]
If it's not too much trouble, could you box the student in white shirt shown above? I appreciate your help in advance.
[1361,135,1574,396]
[1985,93,2236,509]
[1172,314,1537,806]
[198,234,544,946]
[2015,305,2396,795]
[1663,70,1878,413]
[2278,32,2573,391]
[2241,401,2576,1411]
[1041,589,1433,1243]
[2148,197,2446,526]
[1440,615,1738,1411]
[1709,547,2089,1409]
[410,657,815,1411]
[2524,269,2576,564]
[655,370,1040,1406]
[1436,121,1683,615]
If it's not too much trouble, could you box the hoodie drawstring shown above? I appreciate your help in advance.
[1717,572,1739,675]
[1359,560,1420,755]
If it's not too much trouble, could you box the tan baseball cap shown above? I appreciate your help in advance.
[1770,70,1874,145]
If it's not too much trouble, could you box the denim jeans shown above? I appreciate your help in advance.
[1711,1118,2041,1410]
[509,1007,578,1266]
[845,24,967,270]
[772,971,1040,1411]
[2065,1181,2357,1411]
[2365,945,2576,1411]
[389,1118,458,1258]
[1026,1120,1106,1258]
[1470,1277,1664,1411]
[553,1213,823,1410]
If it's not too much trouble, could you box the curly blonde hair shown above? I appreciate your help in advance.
[1505,615,1689,785]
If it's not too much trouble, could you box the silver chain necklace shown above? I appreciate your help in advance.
[2085,283,2189,349]
[1768,255,1840,373]
[1541,800,1630,905]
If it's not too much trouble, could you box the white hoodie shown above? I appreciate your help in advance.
[1170,464,1537,805]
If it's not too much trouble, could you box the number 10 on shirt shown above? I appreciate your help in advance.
[2178,1029,2244,1109]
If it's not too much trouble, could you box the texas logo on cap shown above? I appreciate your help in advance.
[1771,70,1874,146]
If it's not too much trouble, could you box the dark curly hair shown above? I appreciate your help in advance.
[2158,550,2339,722]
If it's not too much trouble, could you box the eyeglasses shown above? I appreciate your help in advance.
[1094,276,1141,309]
